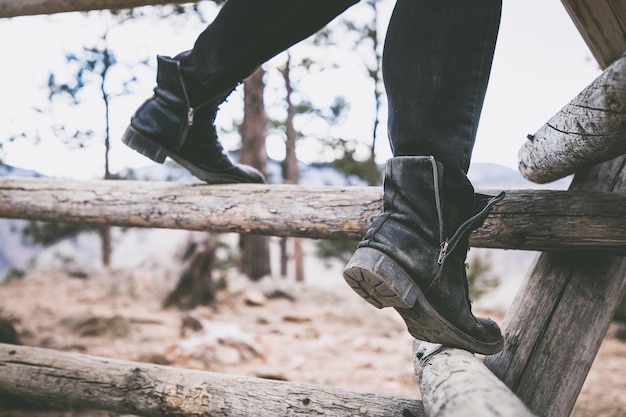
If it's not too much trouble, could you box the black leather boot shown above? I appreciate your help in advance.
[121,55,265,184]
[343,156,505,355]
[123,0,359,184]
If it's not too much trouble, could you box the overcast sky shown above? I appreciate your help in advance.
[0,0,601,180]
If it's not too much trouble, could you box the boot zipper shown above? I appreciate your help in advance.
[428,156,445,243]
[437,240,449,265]
[430,156,449,266]
[187,107,194,126]
[438,192,505,266]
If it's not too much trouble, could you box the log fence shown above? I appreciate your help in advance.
[0,0,201,18]
[1,0,626,416]
[1,179,625,252]
[518,53,626,184]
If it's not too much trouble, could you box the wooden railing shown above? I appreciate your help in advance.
[0,0,199,18]
[0,179,625,253]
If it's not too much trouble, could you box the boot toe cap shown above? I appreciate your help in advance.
[474,316,504,351]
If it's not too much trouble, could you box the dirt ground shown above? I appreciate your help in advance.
[0,266,625,417]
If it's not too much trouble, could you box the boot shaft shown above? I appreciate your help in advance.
[346,155,504,353]
[361,156,503,284]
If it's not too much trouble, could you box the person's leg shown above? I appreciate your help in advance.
[178,0,360,98]
[344,0,504,354]
[384,0,501,209]
[122,0,358,184]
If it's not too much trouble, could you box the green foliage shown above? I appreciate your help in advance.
[213,238,238,272]
[467,252,499,301]
[316,244,499,302]
[3,268,25,283]
[331,143,382,186]
[21,221,97,247]
[315,239,358,265]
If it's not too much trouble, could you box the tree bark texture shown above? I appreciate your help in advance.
[1,178,626,253]
[0,343,424,417]
[413,342,536,417]
[239,68,268,179]
[279,55,305,282]
[485,155,626,417]
[238,67,271,280]
[0,0,202,17]
[518,53,626,184]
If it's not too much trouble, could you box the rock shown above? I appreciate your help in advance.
[66,315,131,338]
[244,291,267,307]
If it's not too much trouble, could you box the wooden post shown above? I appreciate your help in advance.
[561,0,626,68]
[485,155,626,417]
[0,343,425,417]
[413,342,536,417]
[518,53,626,184]
[0,0,200,18]
[1,179,626,252]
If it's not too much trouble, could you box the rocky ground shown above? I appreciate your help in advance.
[0,265,625,417]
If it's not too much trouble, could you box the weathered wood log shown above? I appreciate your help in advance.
[1,177,626,252]
[561,0,626,68]
[485,155,626,417]
[518,53,626,184]
[0,343,424,416]
[0,0,202,18]
[413,342,536,417]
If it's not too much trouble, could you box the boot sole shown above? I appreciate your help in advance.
[343,247,503,355]
[121,126,259,184]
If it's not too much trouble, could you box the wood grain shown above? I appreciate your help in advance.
[1,178,626,252]
[413,342,536,417]
[0,0,199,17]
[561,0,626,68]
[0,343,424,417]
[518,54,626,184]
[485,155,626,417]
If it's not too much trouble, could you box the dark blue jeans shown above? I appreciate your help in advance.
[179,0,501,202]
[384,0,501,206]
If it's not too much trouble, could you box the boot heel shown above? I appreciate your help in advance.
[121,127,168,163]
[343,247,419,309]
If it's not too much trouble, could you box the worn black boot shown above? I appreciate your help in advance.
[343,156,504,355]
[123,0,359,184]
[121,56,264,184]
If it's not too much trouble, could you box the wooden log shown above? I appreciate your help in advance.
[561,0,626,68]
[1,177,626,252]
[413,342,536,417]
[0,0,201,18]
[484,155,626,417]
[0,343,425,417]
[518,53,626,184]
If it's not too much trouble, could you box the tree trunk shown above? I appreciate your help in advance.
[293,238,304,282]
[163,235,217,309]
[238,68,270,280]
[99,225,111,267]
[239,235,270,281]
[279,54,305,282]
[280,55,300,186]
[280,237,288,277]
